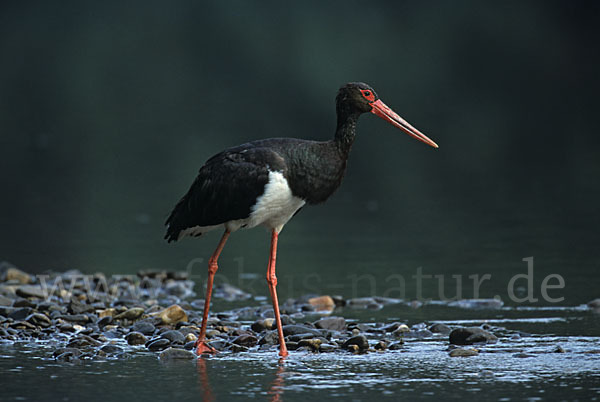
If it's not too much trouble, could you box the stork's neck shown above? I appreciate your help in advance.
[334,109,360,154]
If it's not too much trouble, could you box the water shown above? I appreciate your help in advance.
[2,305,599,401]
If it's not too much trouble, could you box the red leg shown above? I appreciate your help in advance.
[195,230,230,355]
[266,229,289,358]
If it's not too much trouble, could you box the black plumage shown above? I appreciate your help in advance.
[165,83,377,242]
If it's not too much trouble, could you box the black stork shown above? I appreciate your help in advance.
[165,82,438,357]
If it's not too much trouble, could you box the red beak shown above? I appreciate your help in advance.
[371,99,438,148]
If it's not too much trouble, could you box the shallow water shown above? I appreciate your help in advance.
[2,305,599,401]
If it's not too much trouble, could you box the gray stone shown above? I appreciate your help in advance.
[97,316,113,327]
[60,314,90,324]
[161,330,185,344]
[314,317,346,331]
[132,320,155,335]
[68,299,96,315]
[0,295,12,307]
[429,323,451,334]
[288,333,316,342]
[126,332,148,345]
[232,334,258,347]
[159,347,196,360]
[404,329,433,339]
[449,327,498,345]
[26,313,52,328]
[8,307,32,321]
[16,285,47,299]
[449,348,479,357]
[147,338,171,351]
[213,283,251,301]
[100,344,123,354]
[282,325,321,337]
[342,335,369,351]
[115,307,145,320]
[588,299,600,309]
[258,331,279,346]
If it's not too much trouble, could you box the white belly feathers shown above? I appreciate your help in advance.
[240,170,305,233]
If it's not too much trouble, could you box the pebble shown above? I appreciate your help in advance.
[298,338,321,351]
[314,317,346,331]
[392,324,410,337]
[152,305,188,325]
[101,344,123,354]
[0,265,33,284]
[147,338,171,351]
[429,323,451,334]
[131,320,156,335]
[161,330,185,344]
[449,348,479,357]
[449,327,498,345]
[115,307,145,320]
[159,347,196,360]
[97,316,113,328]
[307,295,335,311]
[342,335,369,351]
[15,285,47,299]
[126,332,148,345]
[232,334,258,347]
[282,325,321,337]
[251,318,275,332]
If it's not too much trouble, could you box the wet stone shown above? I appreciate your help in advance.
[319,343,338,352]
[233,334,258,347]
[101,344,123,354]
[115,307,145,320]
[152,304,188,325]
[15,285,47,299]
[429,323,451,334]
[449,327,498,345]
[259,331,279,346]
[0,295,12,307]
[26,313,52,328]
[449,348,479,357]
[251,318,275,332]
[282,325,321,337]
[1,265,32,284]
[404,329,433,339]
[288,333,316,342]
[8,307,32,321]
[307,295,335,312]
[12,298,37,308]
[213,283,251,301]
[392,325,410,337]
[68,298,96,314]
[159,347,196,360]
[314,317,346,331]
[161,330,185,344]
[388,342,403,350]
[374,340,387,351]
[97,316,113,328]
[126,332,148,346]
[513,352,536,358]
[132,320,155,335]
[342,335,369,351]
[147,338,171,351]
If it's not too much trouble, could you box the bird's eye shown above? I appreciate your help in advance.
[361,89,375,102]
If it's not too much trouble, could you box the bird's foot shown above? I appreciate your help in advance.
[195,341,217,355]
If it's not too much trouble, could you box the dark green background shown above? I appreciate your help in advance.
[1,1,598,304]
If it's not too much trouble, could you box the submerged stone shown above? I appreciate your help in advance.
[449,327,498,345]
